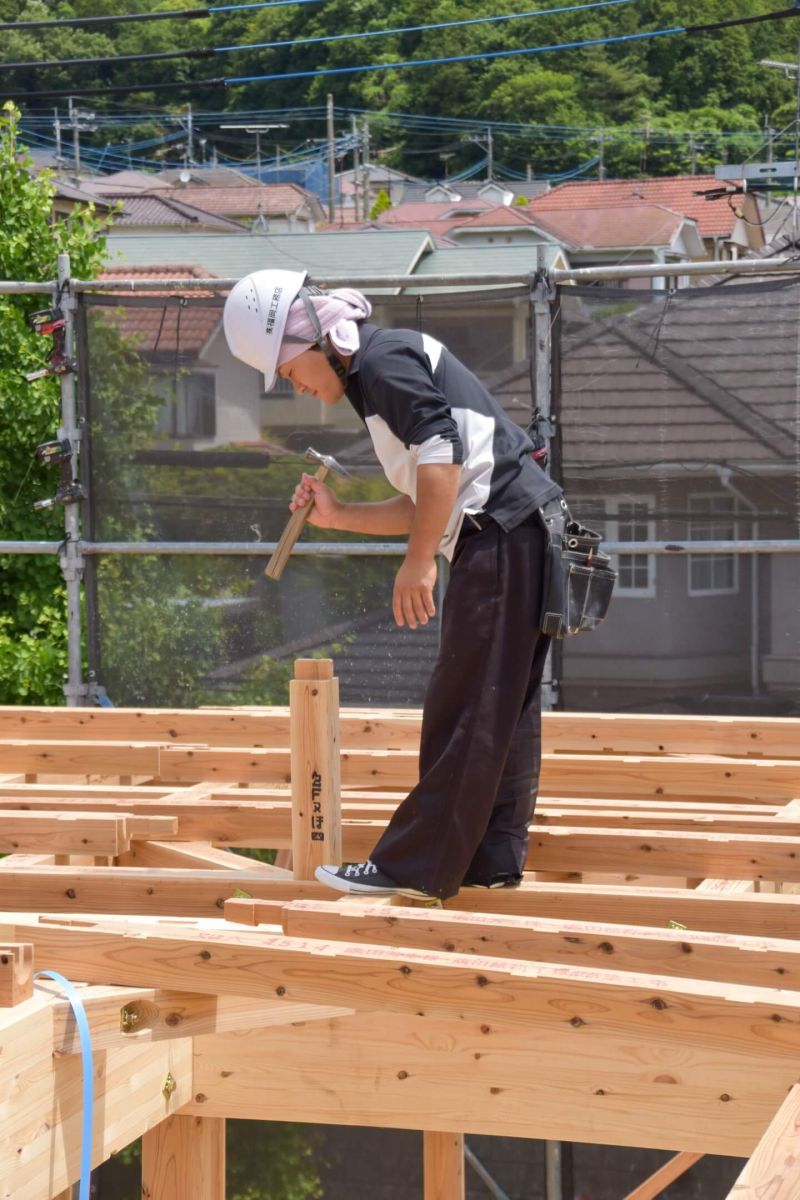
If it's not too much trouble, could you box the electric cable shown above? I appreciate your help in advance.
[1,0,642,73]
[0,0,321,32]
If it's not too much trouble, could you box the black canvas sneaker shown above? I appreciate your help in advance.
[315,860,430,899]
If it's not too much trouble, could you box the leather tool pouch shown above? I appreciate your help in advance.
[539,498,617,638]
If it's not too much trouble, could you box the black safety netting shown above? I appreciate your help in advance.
[79,277,800,713]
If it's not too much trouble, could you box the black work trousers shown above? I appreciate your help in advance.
[370,512,550,899]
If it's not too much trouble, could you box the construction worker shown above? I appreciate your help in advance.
[223,269,562,900]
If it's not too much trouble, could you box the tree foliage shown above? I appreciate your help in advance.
[0,101,107,702]
[2,0,799,178]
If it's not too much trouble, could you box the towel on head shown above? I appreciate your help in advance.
[277,288,372,372]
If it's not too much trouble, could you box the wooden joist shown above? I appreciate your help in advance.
[2,706,798,758]
[0,867,329,917]
[0,812,134,856]
[230,879,800,937]
[7,913,800,1043]
[726,1082,800,1199]
[186,1007,800,1154]
[279,900,800,990]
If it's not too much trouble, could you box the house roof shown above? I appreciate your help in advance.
[107,194,247,231]
[81,170,163,194]
[376,200,494,225]
[402,180,551,204]
[97,265,220,354]
[145,183,320,218]
[407,242,568,291]
[527,175,750,238]
[155,167,259,188]
[448,206,547,232]
[105,229,435,284]
[526,203,695,250]
[52,179,116,209]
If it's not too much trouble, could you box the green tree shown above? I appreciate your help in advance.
[370,187,392,218]
[0,101,108,703]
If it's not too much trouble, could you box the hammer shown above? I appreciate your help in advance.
[265,446,351,581]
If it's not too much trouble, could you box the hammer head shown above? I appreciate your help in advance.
[304,446,352,478]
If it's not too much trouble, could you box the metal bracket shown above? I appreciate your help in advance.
[162,1072,177,1099]
[120,1003,141,1033]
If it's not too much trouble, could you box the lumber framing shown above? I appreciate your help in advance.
[0,671,799,1199]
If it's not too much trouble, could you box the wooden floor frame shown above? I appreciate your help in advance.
[0,661,798,1200]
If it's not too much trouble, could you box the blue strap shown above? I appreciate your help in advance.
[35,970,94,1200]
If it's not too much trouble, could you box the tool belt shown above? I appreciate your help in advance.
[538,496,616,638]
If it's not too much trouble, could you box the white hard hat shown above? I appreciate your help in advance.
[223,268,308,391]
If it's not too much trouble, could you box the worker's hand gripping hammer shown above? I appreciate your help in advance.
[264,446,351,581]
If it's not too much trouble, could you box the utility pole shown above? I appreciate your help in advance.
[764,115,775,164]
[186,102,194,167]
[689,137,697,175]
[361,116,370,220]
[67,97,95,185]
[220,123,288,182]
[526,162,533,181]
[53,108,63,177]
[486,125,494,181]
[351,114,360,222]
[597,129,606,180]
[326,93,336,223]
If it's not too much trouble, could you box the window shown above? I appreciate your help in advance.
[262,375,295,399]
[156,371,216,439]
[688,493,739,595]
[579,495,656,597]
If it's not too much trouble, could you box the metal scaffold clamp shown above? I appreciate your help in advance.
[24,306,77,382]
[32,437,85,511]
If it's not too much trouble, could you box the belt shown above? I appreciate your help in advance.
[463,510,494,532]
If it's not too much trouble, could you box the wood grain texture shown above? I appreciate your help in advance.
[141,1115,225,1200]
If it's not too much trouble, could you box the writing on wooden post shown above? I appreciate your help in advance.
[290,658,342,880]
[0,942,33,1006]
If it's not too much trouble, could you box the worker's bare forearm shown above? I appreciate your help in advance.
[407,463,461,562]
[332,493,416,535]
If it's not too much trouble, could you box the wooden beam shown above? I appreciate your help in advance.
[279,899,800,990]
[46,984,351,1054]
[2,706,798,757]
[622,1151,703,1200]
[185,1008,800,1154]
[0,867,331,917]
[0,942,33,1006]
[290,659,341,879]
[0,740,161,776]
[142,1114,225,1200]
[0,812,131,856]
[543,713,800,760]
[6,913,800,1042]
[424,1132,464,1200]
[229,879,800,936]
[726,1082,800,1199]
[526,826,800,882]
[116,841,277,870]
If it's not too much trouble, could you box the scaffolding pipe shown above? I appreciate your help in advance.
[1,540,797,556]
[56,254,86,707]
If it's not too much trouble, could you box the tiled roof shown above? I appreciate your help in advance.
[376,200,493,224]
[144,184,319,217]
[97,265,220,354]
[108,194,247,231]
[526,203,689,249]
[448,206,543,230]
[528,175,748,237]
[105,229,435,284]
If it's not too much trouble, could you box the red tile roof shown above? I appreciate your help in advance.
[97,266,220,354]
[144,183,318,217]
[527,176,746,237]
[526,203,689,249]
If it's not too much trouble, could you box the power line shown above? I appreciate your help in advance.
[0,0,321,32]
[1,0,641,73]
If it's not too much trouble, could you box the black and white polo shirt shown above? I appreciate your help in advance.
[344,323,561,560]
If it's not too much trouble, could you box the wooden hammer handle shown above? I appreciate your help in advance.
[265,464,330,580]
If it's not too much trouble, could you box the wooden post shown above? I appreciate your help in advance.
[424,1132,465,1200]
[725,1083,800,1199]
[141,1114,225,1200]
[0,942,33,1006]
[290,659,341,880]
